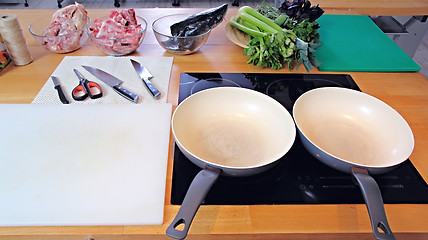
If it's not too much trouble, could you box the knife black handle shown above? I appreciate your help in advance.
[54,85,70,104]
[143,78,161,99]
[113,85,139,103]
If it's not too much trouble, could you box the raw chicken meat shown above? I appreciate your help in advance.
[42,2,89,53]
[51,2,88,30]
[87,9,144,55]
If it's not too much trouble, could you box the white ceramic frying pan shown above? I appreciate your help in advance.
[167,87,296,239]
[293,87,414,240]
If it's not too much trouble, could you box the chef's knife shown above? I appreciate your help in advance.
[130,59,161,99]
[51,76,69,104]
[81,65,139,103]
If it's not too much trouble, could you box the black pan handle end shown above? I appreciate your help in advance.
[352,168,396,240]
[166,166,221,239]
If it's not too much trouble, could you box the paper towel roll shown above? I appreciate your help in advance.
[0,14,32,66]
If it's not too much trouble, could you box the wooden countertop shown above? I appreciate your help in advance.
[1,6,428,240]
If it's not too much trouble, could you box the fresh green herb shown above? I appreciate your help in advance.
[231,6,297,70]
[230,5,322,72]
[257,2,321,43]
[295,38,321,71]
[257,1,281,20]
[256,1,324,71]
[244,30,296,70]
[293,19,320,42]
[278,0,324,23]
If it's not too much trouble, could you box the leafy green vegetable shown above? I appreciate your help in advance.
[293,19,320,42]
[244,30,296,70]
[278,0,324,23]
[257,2,321,43]
[230,5,323,72]
[295,38,321,71]
[256,2,324,71]
[232,6,297,70]
[257,1,281,20]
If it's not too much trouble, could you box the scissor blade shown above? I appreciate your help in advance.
[73,69,86,82]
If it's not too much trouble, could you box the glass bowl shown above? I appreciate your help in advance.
[28,16,90,54]
[86,15,147,56]
[152,14,211,55]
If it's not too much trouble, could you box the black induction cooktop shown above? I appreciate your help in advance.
[171,73,428,205]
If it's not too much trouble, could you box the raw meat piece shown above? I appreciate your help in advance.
[51,2,88,30]
[88,9,144,55]
[42,2,89,53]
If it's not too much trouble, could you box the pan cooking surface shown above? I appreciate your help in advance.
[294,87,414,169]
[195,120,267,167]
[171,73,428,205]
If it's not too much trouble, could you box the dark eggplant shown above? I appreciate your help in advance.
[170,3,228,37]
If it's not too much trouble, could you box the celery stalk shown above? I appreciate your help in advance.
[238,6,284,33]
[238,12,278,34]
[230,17,267,37]
[241,20,260,32]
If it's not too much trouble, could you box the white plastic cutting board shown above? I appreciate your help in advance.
[0,103,172,226]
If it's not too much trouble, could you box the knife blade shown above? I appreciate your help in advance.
[130,59,161,99]
[81,65,139,103]
[51,76,69,104]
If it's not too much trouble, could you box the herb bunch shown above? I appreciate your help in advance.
[230,2,324,72]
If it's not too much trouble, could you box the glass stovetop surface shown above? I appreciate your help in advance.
[171,73,428,205]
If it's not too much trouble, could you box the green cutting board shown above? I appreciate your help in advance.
[316,15,421,72]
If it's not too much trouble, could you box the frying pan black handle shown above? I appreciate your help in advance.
[166,165,221,239]
[352,168,396,240]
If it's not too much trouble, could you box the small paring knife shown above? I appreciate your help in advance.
[51,76,69,104]
[81,65,139,103]
[130,59,161,99]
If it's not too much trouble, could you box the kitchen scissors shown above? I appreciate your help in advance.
[72,69,103,101]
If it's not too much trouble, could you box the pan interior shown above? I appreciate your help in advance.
[193,117,268,167]
[293,87,414,168]
[172,87,296,169]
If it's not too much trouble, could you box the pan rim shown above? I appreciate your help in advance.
[172,87,296,171]
[292,87,415,169]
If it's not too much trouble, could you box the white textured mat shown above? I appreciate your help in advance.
[32,56,173,104]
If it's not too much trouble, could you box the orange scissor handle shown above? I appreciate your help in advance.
[86,81,103,99]
[72,84,88,101]
[72,80,102,101]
